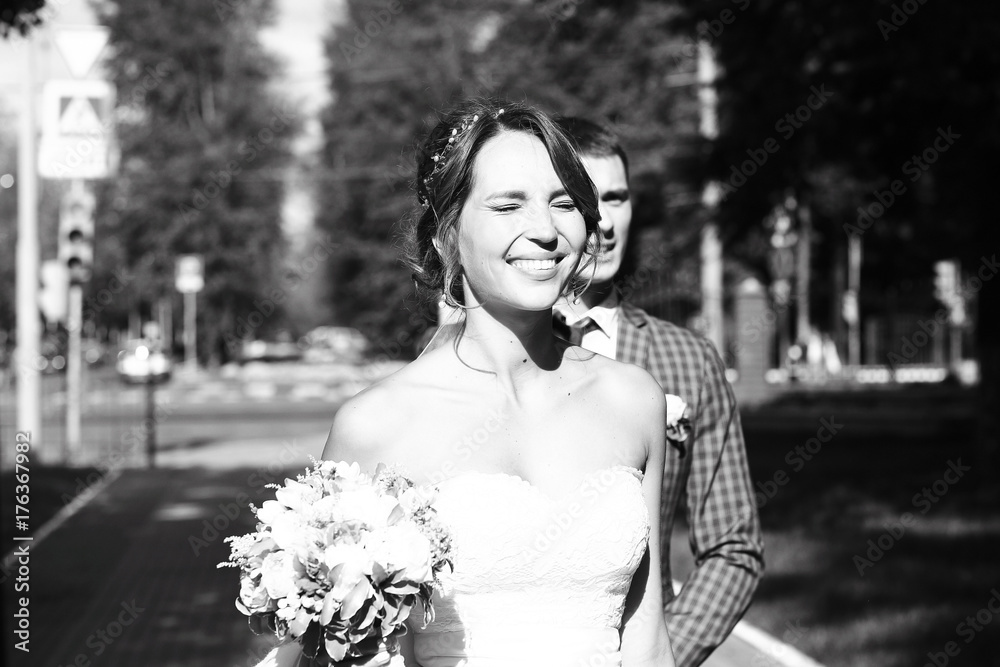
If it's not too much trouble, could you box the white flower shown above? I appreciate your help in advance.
[333,487,400,527]
[264,505,313,553]
[238,577,270,612]
[324,542,375,600]
[664,393,692,443]
[220,459,453,662]
[275,479,319,512]
[255,499,288,526]
[397,486,436,515]
[332,460,368,486]
[364,522,433,584]
[664,394,688,427]
[259,551,301,599]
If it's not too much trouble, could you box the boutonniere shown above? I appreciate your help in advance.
[664,394,692,443]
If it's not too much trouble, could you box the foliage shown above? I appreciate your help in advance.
[0,0,45,37]
[686,0,1000,474]
[318,0,704,353]
[95,0,296,362]
[0,115,15,335]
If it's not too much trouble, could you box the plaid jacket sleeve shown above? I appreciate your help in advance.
[618,305,764,667]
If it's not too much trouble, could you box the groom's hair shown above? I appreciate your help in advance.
[554,116,630,182]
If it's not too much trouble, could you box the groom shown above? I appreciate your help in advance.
[554,117,764,667]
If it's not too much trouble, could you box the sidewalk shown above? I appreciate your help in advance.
[2,435,322,667]
[2,433,819,667]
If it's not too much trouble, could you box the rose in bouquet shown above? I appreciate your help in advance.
[219,459,452,665]
[664,394,692,452]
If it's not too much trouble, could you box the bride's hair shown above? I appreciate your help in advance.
[404,97,600,309]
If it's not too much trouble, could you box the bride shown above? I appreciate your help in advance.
[265,98,674,666]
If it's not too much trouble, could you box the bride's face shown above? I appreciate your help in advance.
[455,131,587,312]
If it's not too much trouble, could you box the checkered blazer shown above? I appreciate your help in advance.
[617,302,764,667]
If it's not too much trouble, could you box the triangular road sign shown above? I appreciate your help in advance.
[54,26,110,79]
[58,96,103,135]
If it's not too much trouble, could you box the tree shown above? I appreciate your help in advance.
[685,0,1000,482]
[318,0,705,354]
[96,0,296,362]
[0,107,16,336]
[0,0,45,37]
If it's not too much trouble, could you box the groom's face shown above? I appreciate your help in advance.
[581,153,632,286]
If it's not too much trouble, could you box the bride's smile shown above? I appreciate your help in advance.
[457,131,587,312]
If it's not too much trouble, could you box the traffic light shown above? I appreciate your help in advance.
[58,187,95,284]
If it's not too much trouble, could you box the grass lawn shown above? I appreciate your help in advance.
[708,384,1000,667]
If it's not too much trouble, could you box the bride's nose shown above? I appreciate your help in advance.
[523,207,558,245]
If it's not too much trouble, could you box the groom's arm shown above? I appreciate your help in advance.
[664,337,764,667]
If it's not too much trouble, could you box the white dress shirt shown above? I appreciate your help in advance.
[554,291,620,359]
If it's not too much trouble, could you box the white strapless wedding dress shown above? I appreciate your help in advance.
[407,465,650,667]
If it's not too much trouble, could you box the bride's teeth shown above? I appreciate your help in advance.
[511,259,556,270]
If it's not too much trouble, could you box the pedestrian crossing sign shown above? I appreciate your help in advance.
[39,80,115,179]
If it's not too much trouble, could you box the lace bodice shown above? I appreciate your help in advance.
[408,465,650,666]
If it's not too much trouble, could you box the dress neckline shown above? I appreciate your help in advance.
[435,464,644,503]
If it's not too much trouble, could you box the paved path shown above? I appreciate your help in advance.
[2,433,822,667]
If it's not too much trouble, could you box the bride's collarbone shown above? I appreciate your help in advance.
[398,411,634,488]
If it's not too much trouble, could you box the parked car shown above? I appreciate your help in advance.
[116,339,172,384]
[238,338,304,364]
[299,326,371,364]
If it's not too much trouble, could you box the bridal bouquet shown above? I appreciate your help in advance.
[219,459,452,665]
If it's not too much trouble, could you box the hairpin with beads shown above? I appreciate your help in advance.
[418,113,482,208]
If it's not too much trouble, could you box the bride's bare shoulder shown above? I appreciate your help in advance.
[322,357,443,467]
[585,353,665,417]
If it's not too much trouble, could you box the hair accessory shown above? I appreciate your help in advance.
[418,113,484,208]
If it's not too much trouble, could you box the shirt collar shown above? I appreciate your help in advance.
[555,291,619,335]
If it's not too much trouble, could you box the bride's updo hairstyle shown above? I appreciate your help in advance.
[406,98,600,308]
